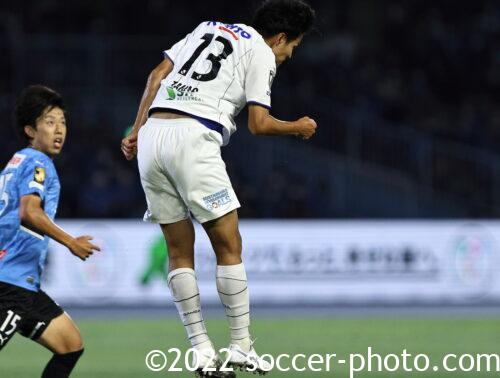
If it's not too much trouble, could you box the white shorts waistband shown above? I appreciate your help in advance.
[145,117,199,127]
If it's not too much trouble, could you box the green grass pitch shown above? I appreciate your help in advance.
[1,317,499,377]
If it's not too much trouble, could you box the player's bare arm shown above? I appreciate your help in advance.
[19,194,100,260]
[248,104,317,139]
[121,58,173,160]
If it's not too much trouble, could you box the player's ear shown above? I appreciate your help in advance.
[276,32,287,46]
[24,125,36,140]
[267,32,287,48]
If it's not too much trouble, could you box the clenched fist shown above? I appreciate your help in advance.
[295,116,317,140]
[121,130,138,160]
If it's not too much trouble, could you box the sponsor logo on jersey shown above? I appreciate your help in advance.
[166,81,202,102]
[166,87,177,100]
[206,21,252,39]
[202,188,232,211]
[0,250,6,260]
[34,167,46,184]
[6,154,26,169]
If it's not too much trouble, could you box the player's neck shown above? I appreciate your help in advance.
[264,35,280,49]
[27,144,55,160]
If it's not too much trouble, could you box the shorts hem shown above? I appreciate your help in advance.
[143,214,190,224]
[196,204,241,224]
[28,307,64,340]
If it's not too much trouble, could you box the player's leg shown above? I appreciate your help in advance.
[161,219,227,375]
[202,210,242,265]
[178,124,269,373]
[203,211,270,374]
[161,218,195,270]
[202,210,250,347]
[138,120,234,377]
[35,312,83,354]
[36,313,84,378]
[16,289,82,377]
[161,218,211,352]
[138,120,212,350]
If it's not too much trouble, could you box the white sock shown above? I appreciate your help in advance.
[167,268,212,350]
[216,263,251,351]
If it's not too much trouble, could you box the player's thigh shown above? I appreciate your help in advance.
[137,123,189,224]
[174,127,241,224]
[15,288,80,354]
[203,209,242,258]
[36,312,83,354]
[159,218,195,259]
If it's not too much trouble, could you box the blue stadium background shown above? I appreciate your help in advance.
[1,0,499,219]
[1,2,500,377]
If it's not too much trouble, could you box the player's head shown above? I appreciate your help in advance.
[253,0,315,66]
[15,85,67,158]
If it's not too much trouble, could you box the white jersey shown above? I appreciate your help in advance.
[149,21,276,145]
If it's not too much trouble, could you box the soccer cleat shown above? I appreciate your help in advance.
[193,347,236,378]
[227,342,272,375]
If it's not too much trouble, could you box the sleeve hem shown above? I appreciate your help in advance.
[247,101,271,110]
[163,51,174,64]
[19,190,44,199]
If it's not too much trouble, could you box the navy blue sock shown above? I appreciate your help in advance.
[41,349,84,378]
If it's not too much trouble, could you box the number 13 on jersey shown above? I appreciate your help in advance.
[178,33,234,82]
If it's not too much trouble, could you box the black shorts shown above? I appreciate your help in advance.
[0,281,63,350]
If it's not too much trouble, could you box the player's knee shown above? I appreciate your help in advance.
[58,331,84,354]
[168,245,194,263]
[216,231,242,257]
[71,336,84,353]
[166,236,194,256]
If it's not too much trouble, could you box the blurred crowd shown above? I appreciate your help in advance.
[0,0,499,218]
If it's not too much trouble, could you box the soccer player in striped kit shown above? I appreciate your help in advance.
[122,1,316,376]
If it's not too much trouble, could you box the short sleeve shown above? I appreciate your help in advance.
[18,158,51,201]
[245,43,276,109]
[162,23,203,65]
[163,35,190,65]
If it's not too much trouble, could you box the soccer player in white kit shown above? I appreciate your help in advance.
[122,1,316,376]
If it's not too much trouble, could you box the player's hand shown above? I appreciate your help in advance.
[295,116,317,140]
[121,130,138,160]
[68,235,101,261]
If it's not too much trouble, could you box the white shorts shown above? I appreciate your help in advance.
[137,117,240,224]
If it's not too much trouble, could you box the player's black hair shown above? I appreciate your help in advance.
[15,84,65,143]
[252,0,315,41]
